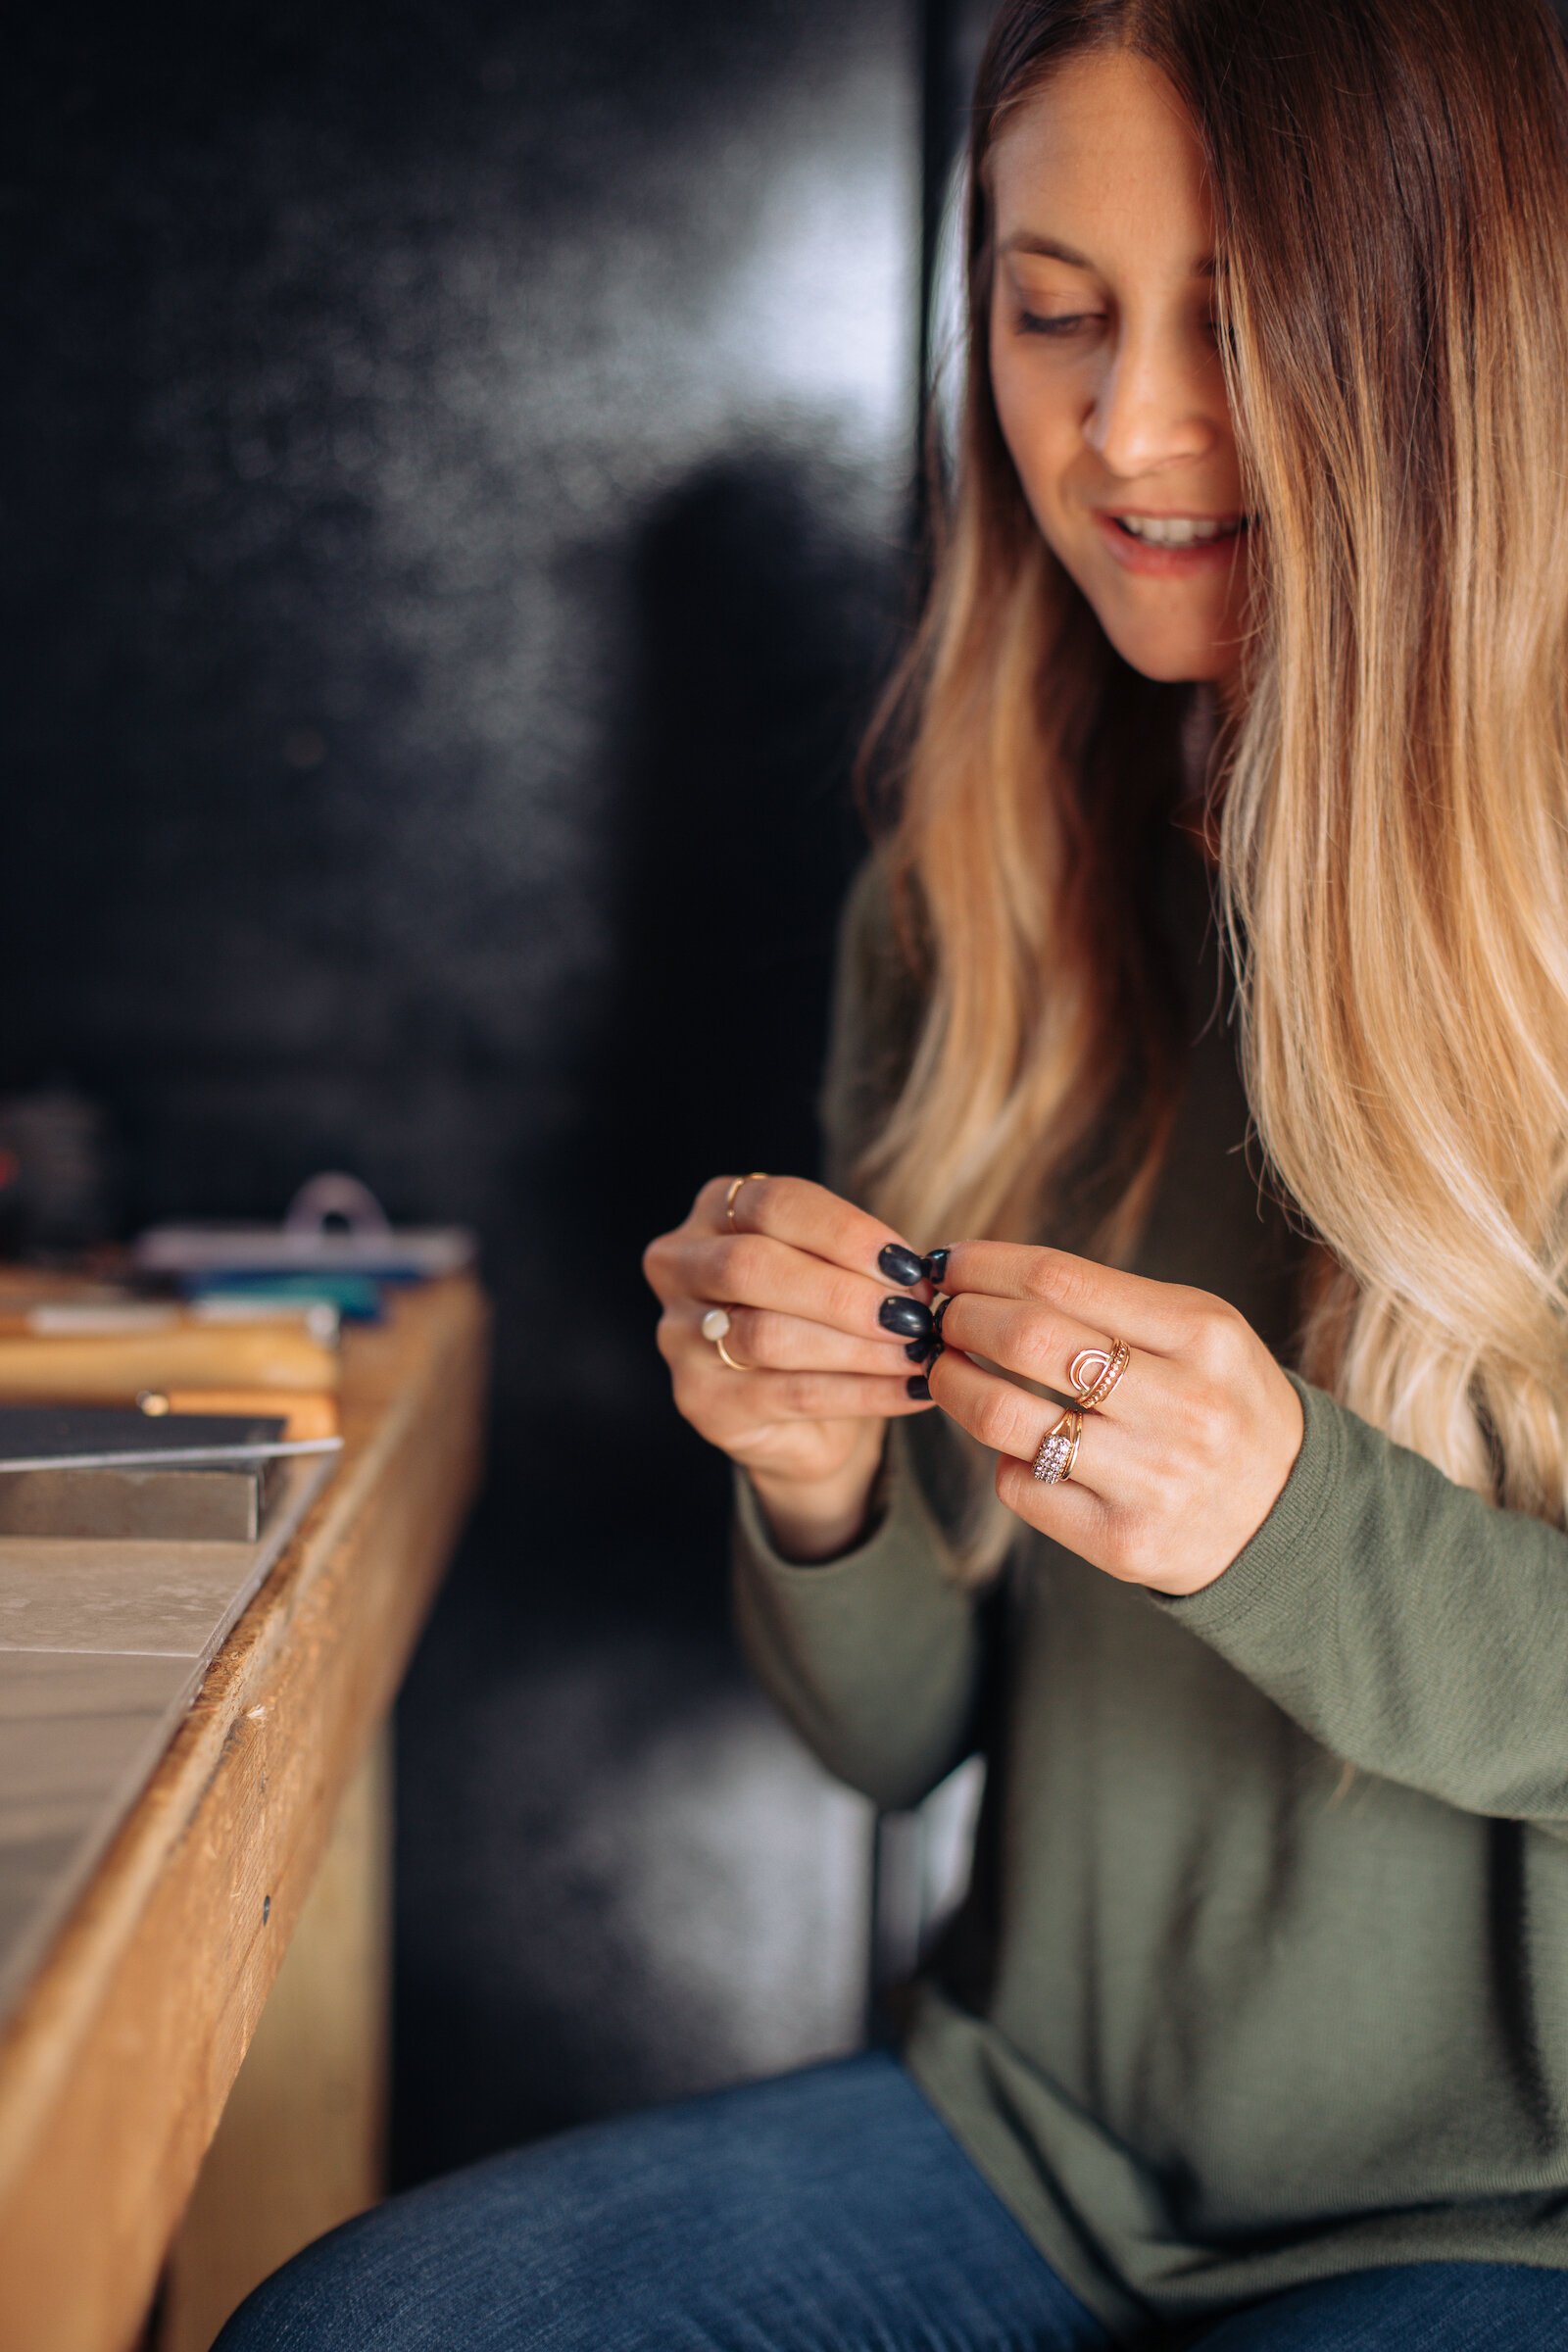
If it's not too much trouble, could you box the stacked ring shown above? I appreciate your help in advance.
[1032,1405,1084,1485]
[1068,1340,1129,1411]
[725,1172,769,1227]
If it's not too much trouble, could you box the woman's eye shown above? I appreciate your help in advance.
[1016,309,1099,338]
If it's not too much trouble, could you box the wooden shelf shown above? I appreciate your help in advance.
[0,1275,490,2352]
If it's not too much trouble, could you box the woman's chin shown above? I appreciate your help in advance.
[1095,615,1236,686]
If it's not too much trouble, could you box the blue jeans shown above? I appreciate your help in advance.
[214,2050,1568,2350]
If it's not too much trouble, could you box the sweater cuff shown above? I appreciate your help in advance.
[1148,1368,1344,1639]
[732,1413,965,1596]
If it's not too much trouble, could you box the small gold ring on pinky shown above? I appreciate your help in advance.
[701,1304,754,1372]
[1068,1339,1129,1412]
[1032,1405,1084,1486]
[725,1172,769,1228]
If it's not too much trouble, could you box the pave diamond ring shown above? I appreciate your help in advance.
[1032,1404,1084,1486]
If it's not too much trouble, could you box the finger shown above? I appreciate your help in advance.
[933,1242,1206,1357]
[992,1446,1110,1558]
[698,1364,939,1421]
[925,1344,1140,1499]
[676,1299,925,1378]
[926,1348,1116,1559]
[679,1228,936,1348]
[696,1173,931,1295]
[933,1292,1178,1425]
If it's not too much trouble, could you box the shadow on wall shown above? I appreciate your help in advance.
[391,437,905,2181]
[514,440,904,1562]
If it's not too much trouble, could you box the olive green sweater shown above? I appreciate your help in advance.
[729,839,1568,2341]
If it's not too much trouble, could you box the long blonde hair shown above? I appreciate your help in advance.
[855,0,1568,1582]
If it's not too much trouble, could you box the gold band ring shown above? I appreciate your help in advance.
[1032,1404,1084,1486]
[725,1172,769,1228]
[701,1304,754,1372]
[1068,1339,1129,1412]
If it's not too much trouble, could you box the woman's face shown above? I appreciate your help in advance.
[988,48,1252,686]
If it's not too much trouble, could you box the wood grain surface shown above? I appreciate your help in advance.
[156,1729,393,2352]
[0,1277,490,2352]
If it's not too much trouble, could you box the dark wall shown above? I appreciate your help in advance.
[3,0,953,2183]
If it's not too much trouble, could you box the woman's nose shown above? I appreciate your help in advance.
[1083,329,1217,481]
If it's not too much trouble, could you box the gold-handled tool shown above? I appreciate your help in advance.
[0,1324,339,1402]
[138,1389,341,1442]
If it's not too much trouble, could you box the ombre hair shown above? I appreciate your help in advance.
[855,0,1568,1584]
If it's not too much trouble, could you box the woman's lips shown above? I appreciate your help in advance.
[1092,510,1250,577]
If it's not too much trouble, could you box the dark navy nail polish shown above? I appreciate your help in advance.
[922,1247,952,1283]
[879,1295,932,1339]
[904,1334,935,1362]
[906,1374,931,1399]
[932,1294,954,1343]
[877,1240,925,1287]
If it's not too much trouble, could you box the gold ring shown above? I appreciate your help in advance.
[701,1303,754,1371]
[1032,1405,1083,1485]
[725,1172,769,1228]
[1068,1339,1129,1412]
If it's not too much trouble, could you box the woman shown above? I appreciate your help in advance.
[220,1,1568,2344]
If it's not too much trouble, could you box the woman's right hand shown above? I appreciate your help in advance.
[641,1173,940,1558]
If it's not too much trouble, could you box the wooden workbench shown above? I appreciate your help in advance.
[0,1275,490,2352]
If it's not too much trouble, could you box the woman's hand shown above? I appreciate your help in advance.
[641,1174,940,1556]
[926,1242,1304,1596]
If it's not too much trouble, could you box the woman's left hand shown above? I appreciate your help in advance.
[925,1243,1305,1596]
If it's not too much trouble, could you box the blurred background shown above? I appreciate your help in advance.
[2,0,993,2187]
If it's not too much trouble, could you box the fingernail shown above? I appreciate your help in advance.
[879,1295,933,1338]
[906,1374,931,1399]
[877,1241,925,1287]
[904,1334,935,1362]
[922,1247,952,1283]
[931,1295,954,1343]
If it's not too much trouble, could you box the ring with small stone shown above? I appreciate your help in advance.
[1032,1404,1084,1485]
[701,1304,753,1371]
[725,1172,769,1228]
[1068,1339,1129,1412]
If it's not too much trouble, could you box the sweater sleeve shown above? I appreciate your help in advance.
[727,851,987,1812]
[1154,1366,1568,1836]
[730,1418,984,1810]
